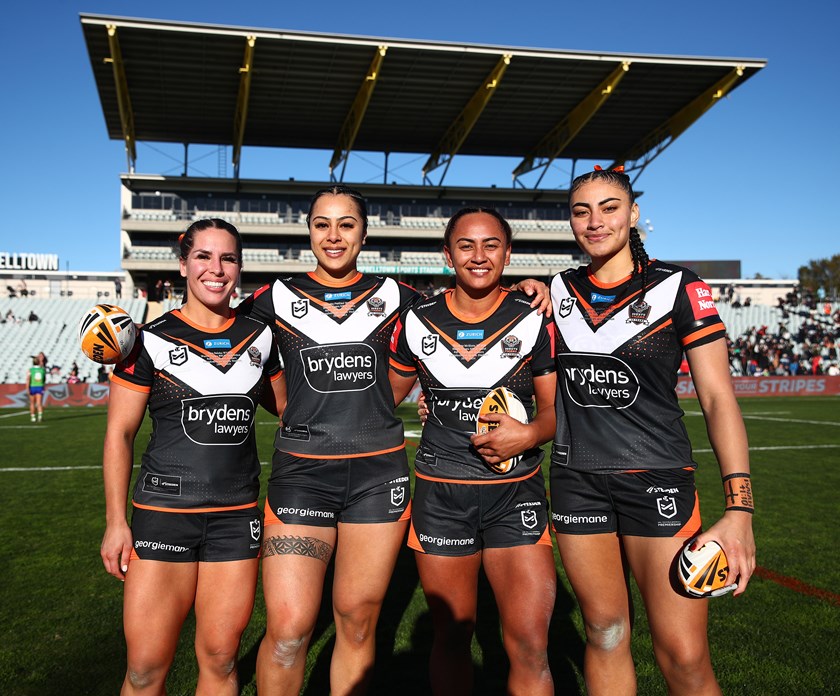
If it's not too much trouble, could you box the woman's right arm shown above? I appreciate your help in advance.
[100,382,149,581]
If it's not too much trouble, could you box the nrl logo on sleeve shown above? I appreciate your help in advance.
[291,299,309,319]
[558,297,576,318]
[422,335,438,355]
[169,346,188,366]
[247,346,262,367]
[501,334,522,359]
[367,296,386,317]
[627,299,651,325]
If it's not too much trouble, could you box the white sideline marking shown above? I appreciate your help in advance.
[0,411,32,420]
[684,411,840,427]
[0,462,272,473]
[693,444,840,454]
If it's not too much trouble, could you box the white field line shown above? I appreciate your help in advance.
[683,411,840,427]
[0,462,272,473]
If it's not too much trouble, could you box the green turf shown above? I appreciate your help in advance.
[0,397,838,694]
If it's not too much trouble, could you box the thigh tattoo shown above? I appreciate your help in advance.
[262,534,333,564]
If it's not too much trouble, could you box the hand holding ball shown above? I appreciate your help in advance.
[678,539,738,598]
[476,387,529,474]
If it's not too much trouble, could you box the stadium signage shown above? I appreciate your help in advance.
[0,252,60,271]
[358,264,455,276]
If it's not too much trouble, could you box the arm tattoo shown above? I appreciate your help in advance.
[262,534,333,564]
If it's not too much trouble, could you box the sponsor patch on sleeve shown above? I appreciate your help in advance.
[686,281,718,320]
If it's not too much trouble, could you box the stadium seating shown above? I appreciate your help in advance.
[0,297,147,384]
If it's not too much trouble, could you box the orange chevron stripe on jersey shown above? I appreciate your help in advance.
[570,281,643,326]
[297,283,377,320]
[162,329,260,368]
[427,314,523,363]
[631,319,673,344]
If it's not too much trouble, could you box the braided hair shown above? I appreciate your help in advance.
[571,166,650,301]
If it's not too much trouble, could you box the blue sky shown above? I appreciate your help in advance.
[1,0,838,279]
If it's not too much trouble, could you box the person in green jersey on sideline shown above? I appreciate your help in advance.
[26,352,46,422]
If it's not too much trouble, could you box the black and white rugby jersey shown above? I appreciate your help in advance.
[549,261,726,473]
[111,310,281,511]
[240,272,421,458]
[390,289,556,481]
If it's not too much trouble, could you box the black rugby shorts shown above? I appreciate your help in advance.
[264,450,410,527]
[550,467,701,538]
[130,505,262,562]
[409,467,552,556]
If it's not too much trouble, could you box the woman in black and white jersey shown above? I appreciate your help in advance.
[390,208,558,695]
[549,167,755,695]
[100,219,284,694]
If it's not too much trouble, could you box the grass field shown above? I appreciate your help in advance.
[1,396,838,695]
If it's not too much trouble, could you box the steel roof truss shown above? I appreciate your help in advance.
[612,66,746,179]
[512,61,630,186]
[422,54,511,186]
[329,46,388,179]
[232,36,257,178]
[104,24,137,171]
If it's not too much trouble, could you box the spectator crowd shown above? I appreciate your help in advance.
[725,287,839,377]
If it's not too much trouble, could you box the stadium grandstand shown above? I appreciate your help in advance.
[7,16,836,387]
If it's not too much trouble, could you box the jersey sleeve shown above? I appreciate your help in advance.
[530,314,557,377]
[389,308,417,378]
[266,333,283,377]
[237,283,276,326]
[674,271,727,350]
[110,334,154,393]
[398,281,424,311]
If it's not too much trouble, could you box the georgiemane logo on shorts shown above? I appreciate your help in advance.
[181,394,255,445]
[561,353,640,409]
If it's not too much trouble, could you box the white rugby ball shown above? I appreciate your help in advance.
[79,304,137,364]
[476,387,529,474]
[678,539,737,598]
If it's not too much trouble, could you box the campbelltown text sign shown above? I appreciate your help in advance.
[0,252,60,271]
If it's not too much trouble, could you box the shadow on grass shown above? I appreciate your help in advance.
[238,542,585,695]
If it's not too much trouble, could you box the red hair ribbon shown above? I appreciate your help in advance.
[593,165,625,173]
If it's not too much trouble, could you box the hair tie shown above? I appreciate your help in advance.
[593,165,625,173]
[178,233,185,244]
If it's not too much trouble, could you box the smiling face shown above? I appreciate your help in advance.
[444,212,511,295]
[570,179,639,270]
[179,226,241,314]
[308,193,366,283]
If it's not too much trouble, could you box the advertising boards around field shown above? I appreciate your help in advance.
[676,376,840,398]
[0,382,111,408]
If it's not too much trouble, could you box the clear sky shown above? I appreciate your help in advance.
[1,0,838,280]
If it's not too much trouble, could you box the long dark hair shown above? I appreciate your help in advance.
[306,185,369,236]
[571,168,649,300]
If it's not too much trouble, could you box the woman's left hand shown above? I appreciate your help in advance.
[470,413,533,464]
[509,279,552,316]
[691,511,756,596]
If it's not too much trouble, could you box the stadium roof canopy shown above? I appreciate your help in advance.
[81,14,765,187]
